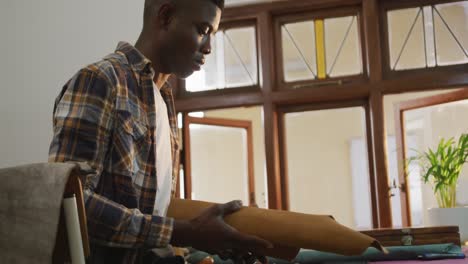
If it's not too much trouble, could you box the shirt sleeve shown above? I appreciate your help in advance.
[48,67,173,248]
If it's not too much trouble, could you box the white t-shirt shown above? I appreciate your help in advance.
[152,83,173,217]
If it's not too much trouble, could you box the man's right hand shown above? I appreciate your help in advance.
[170,200,273,261]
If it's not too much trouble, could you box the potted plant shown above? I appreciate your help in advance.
[407,133,468,242]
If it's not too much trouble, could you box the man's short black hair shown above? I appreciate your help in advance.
[145,0,224,10]
[208,0,224,10]
[144,0,224,22]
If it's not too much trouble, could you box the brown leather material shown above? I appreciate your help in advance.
[167,198,385,261]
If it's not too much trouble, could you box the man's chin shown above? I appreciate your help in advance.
[175,70,195,79]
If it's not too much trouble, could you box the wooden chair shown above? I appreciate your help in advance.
[52,172,90,263]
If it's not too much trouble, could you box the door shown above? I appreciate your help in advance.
[395,88,468,226]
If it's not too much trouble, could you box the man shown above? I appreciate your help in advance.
[48,0,272,263]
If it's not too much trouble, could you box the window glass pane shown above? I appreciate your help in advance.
[285,107,372,229]
[325,16,363,77]
[423,6,437,67]
[205,34,223,90]
[190,124,249,204]
[388,8,426,70]
[434,1,468,66]
[204,107,268,208]
[282,21,317,82]
[189,106,268,208]
[224,27,258,88]
[387,1,468,71]
[186,26,258,92]
[281,15,362,84]
[178,167,185,199]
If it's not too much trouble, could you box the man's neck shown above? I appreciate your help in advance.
[153,73,170,89]
[135,35,171,89]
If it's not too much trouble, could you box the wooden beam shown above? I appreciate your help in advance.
[223,0,361,20]
[185,116,252,128]
[363,0,383,82]
[174,69,468,112]
[382,66,468,94]
[263,103,283,209]
[277,110,289,210]
[396,87,468,111]
[394,102,410,227]
[363,0,392,228]
[183,113,193,199]
[175,92,264,112]
[174,67,468,112]
[246,121,256,206]
[369,91,392,228]
[365,103,379,228]
[278,99,367,113]
[381,0,462,11]
[271,82,369,105]
[258,11,283,209]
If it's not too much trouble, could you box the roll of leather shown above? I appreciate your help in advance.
[167,199,385,261]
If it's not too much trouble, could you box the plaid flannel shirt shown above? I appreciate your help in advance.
[49,42,180,263]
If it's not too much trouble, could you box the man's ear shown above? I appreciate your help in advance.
[157,3,176,30]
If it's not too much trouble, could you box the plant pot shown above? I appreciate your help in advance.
[434,183,457,208]
[427,207,468,243]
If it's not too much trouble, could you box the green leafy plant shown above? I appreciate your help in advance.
[407,134,468,208]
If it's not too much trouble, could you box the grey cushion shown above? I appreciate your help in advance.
[0,162,80,264]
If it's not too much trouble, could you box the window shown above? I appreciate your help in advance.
[186,26,258,92]
[176,0,468,227]
[384,89,465,226]
[180,107,268,207]
[280,15,363,83]
[387,1,468,70]
[283,106,373,229]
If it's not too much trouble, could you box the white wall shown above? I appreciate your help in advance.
[0,0,144,168]
[0,0,285,169]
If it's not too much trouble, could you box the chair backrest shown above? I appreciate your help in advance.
[53,173,90,263]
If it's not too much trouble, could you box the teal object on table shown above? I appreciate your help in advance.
[289,243,464,263]
[187,244,464,264]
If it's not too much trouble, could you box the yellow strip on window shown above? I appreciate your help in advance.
[315,19,326,79]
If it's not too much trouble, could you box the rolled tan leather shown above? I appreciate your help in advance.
[167,199,385,261]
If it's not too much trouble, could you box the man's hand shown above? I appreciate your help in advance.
[171,200,272,263]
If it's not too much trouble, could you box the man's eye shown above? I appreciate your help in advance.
[198,27,209,36]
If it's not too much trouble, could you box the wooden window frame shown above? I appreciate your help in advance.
[274,6,368,91]
[379,0,468,80]
[174,0,468,229]
[182,115,257,206]
[177,19,261,99]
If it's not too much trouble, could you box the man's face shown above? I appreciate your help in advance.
[160,0,222,78]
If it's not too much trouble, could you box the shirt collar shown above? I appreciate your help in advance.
[115,41,173,91]
[115,41,154,75]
